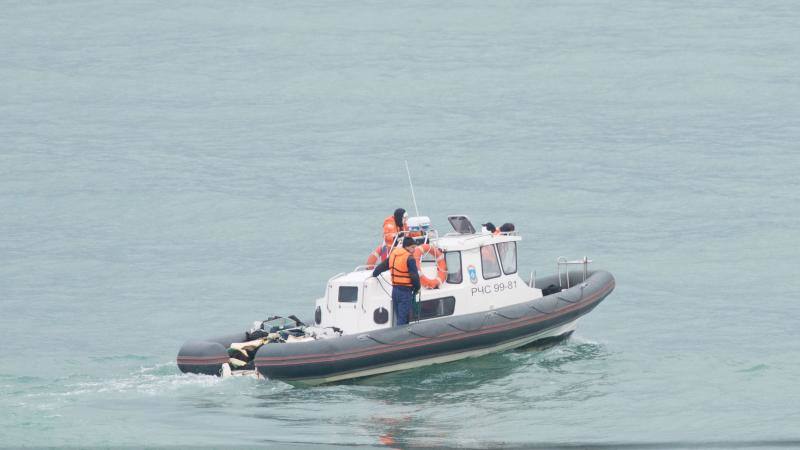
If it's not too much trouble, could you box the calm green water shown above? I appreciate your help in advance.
[2,1,799,448]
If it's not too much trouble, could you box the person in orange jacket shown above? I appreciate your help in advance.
[372,237,420,325]
[383,208,409,248]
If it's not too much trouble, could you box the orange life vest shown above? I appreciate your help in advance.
[383,215,405,247]
[389,247,413,287]
[383,214,423,247]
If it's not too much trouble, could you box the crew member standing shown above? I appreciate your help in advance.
[382,208,409,248]
[372,237,420,325]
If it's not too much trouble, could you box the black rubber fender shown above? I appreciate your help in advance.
[177,340,230,376]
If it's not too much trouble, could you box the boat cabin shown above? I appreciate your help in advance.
[314,215,544,335]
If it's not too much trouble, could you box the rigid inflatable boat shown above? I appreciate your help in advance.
[177,215,615,385]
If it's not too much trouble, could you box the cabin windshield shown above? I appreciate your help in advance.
[481,245,502,279]
[497,242,517,274]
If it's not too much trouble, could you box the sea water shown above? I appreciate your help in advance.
[1,0,799,447]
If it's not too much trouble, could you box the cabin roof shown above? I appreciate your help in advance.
[435,232,521,252]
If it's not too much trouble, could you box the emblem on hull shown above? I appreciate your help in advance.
[467,265,478,284]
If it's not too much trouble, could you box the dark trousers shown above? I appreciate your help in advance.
[392,286,414,325]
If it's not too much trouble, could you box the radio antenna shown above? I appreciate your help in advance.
[405,160,420,216]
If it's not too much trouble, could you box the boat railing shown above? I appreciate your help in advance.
[327,272,346,284]
[458,231,520,242]
[556,256,592,289]
[529,270,536,288]
[388,229,440,253]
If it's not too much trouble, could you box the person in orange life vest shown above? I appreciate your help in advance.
[372,237,420,326]
[382,209,422,249]
[383,208,409,248]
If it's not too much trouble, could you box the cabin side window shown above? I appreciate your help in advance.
[481,245,502,279]
[497,242,517,275]
[338,286,358,303]
[414,296,456,321]
[444,251,462,284]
